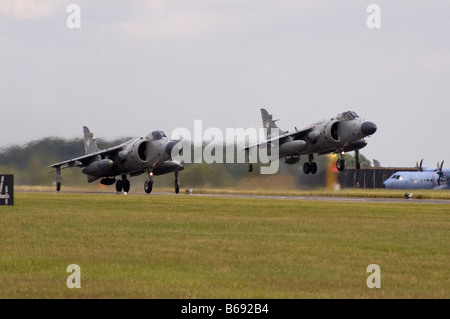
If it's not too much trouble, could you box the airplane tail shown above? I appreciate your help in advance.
[261,108,282,139]
[83,126,101,155]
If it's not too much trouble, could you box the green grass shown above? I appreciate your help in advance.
[0,193,449,298]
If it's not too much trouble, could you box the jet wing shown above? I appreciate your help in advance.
[244,126,314,150]
[286,126,315,141]
[49,144,124,168]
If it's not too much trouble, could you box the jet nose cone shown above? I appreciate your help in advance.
[361,121,377,136]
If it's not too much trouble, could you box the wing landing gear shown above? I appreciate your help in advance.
[175,170,180,194]
[55,166,62,191]
[246,148,254,173]
[355,149,361,170]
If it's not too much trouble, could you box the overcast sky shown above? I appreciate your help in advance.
[1,0,449,167]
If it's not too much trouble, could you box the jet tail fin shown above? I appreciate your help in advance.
[261,108,282,139]
[83,126,101,155]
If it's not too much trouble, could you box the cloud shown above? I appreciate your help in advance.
[110,0,295,39]
[0,0,61,20]
[110,1,233,39]
[116,11,220,39]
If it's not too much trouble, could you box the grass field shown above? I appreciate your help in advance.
[0,192,449,298]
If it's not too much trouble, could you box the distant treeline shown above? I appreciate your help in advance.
[0,137,371,188]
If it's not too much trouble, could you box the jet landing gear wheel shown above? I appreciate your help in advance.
[310,162,317,174]
[303,162,318,174]
[303,154,318,174]
[336,159,345,172]
[303,162,311,174]
[123,179,130,193]
[116,176,130,193]
[144,179,153,194]
[115,180,123,192]
[248,163,253,172]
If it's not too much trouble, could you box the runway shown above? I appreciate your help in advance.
[16,186,450,204]
[185,192,450,205]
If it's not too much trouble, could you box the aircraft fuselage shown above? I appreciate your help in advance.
[383,171,449,190]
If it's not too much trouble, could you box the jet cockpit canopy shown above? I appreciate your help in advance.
[147,130,167,141]
[337,111,359,121]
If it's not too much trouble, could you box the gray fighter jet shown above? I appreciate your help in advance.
[246,108,377,173]
[49,127,183,194]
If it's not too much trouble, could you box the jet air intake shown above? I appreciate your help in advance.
[130,139,148,162]
[326,121,340,142]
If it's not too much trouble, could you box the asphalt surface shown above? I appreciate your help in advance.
[185,193,450,204]
[20,188,450,204]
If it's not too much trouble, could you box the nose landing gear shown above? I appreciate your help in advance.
[144,171,181,194]
[336,158,345,172]
[144,173,153,194]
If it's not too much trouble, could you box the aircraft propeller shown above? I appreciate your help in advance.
[437,160,444,186]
